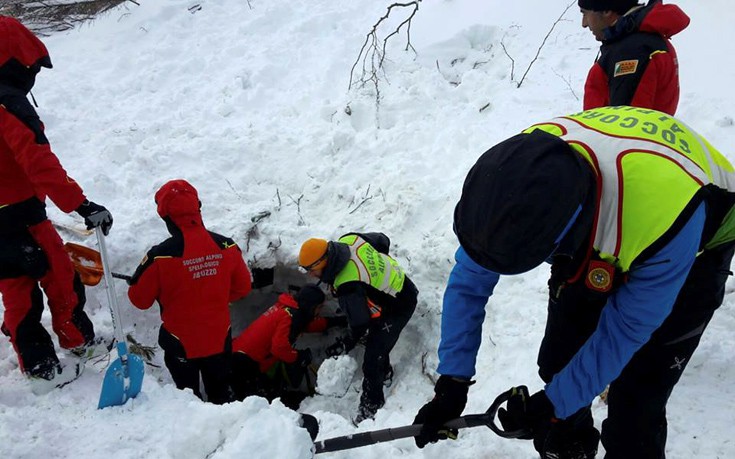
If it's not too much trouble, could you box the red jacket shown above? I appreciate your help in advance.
[233,293,327,372]
[0,16,85,229]
[128,180,252,359]
[583,1,689,115]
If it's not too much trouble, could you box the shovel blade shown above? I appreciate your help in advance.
[63,242,104,286]
[98,345,145,409]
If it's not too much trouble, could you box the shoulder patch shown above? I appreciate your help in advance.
[208,231,240,251]
[613,59,639,77]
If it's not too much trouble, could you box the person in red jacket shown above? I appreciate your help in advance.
[128,179,252,404]
[579,0,690,115]
[0,16,113,393]
[231,285,343,408]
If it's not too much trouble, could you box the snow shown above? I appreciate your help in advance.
[1,0,734,458]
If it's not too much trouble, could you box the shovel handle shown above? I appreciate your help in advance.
[313,389,530,454]
[96,229,127,350]
[484,387,532,438]
[112,272,132,282]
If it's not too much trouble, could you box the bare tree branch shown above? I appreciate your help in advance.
[244,210,271,252]
[274,189,282,211]
[500,38,516,82]
[552,68,579,101]
[287,194,306,226]
[420,351,437,386]
[516,0,576,88]
[348,185,374,215]
[1,0,137,36]
[348,1,421,116]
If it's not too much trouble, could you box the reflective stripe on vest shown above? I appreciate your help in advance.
[333,234,405,297]
[526,106,735,271]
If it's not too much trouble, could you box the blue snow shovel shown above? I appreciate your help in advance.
[96,227,145,409]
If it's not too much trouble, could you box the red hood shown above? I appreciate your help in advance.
[639,2,690,38]
[154,179,203,227]
[0,16,52,91]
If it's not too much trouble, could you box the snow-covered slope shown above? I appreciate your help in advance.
[1,1,733,457]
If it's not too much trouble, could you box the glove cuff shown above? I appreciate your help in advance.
[528,390,555,420]
[75,199,92,215]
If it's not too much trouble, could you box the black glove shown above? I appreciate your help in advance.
[497,386,554,441]
[413,375,474,448]
[325,337,347,358]
[75,200,113,235]
[541,418,600,459]
[326,316,348,329]
[296,349,312,368]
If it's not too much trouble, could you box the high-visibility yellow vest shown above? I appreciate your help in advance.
[333,234,406,297]
[525,106,735,271]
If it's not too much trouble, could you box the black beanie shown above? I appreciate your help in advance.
[578,0,639,14]
[454,130,593,275]
[295,284,326,312]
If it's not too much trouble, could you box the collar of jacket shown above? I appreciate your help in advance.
[319,241,350,285]
[602,4,648,42]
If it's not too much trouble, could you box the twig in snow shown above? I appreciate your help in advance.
[245,211,271,252]
[516,0,576,88]
[225,179,243,200]
[421,351,438,386]
[349,185,374,215]
[500,37,516,82]
[267,236,282,251]
[287,194,305,226]
[552,68,579,101]
[275,189,282,211]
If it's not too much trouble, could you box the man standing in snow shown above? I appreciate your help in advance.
[128,179,252,404]
[580,0,689,115]
[413,106,735,458]
[299,233,418,423]
[0,16,113,393]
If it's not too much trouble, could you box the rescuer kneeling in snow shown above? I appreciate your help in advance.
[299,233,419,423]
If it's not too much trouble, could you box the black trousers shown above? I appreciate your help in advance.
[360,278,418,412]
[160,328,233,405]
[538,242,735,458]
[230,352,310,409]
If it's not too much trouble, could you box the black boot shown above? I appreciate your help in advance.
[299,413,319,441]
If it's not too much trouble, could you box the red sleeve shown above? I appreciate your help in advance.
[127,259,160,310]
[583,63,609,110]
[227,247,252,302]
[305,317,328,333]
[0,109,85,212]
[270,316,298,363]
